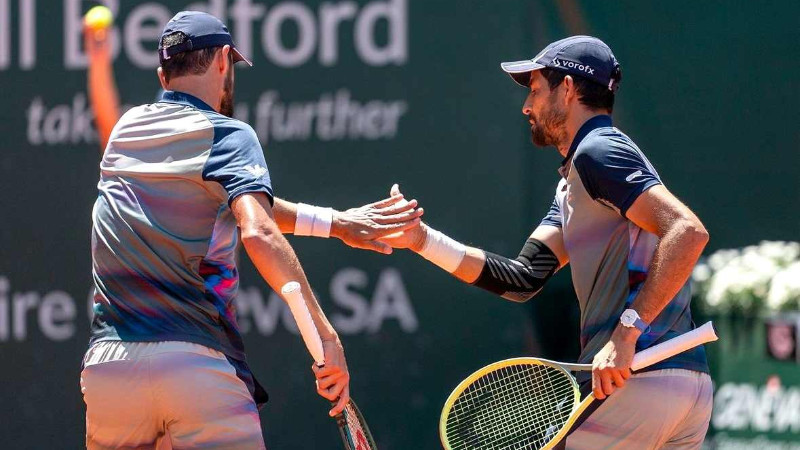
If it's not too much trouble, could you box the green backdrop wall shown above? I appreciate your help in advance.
[0,1,797,448]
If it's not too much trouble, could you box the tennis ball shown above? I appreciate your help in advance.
[84,5,113,31]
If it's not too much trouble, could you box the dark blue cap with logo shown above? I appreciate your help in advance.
[501,36,620,91]
[158,11,252,66]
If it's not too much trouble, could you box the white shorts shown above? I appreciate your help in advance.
[80,340,266,450]
[565,369,713,450]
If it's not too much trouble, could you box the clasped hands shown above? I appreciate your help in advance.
[331,183,426,254]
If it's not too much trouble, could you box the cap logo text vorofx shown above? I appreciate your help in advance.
[552,58,595,75]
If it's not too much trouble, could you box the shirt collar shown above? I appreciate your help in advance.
[160,90,216,112]
[560,114,613,168]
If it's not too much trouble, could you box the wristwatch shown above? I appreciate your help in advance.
[620,309,649,334]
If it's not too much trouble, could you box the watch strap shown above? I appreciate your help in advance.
[632,316,650,334]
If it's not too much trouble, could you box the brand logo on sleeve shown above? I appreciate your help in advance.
[245,164,268,177]
[625,170,643,182]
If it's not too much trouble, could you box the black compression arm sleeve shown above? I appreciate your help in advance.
[471,238,559,302]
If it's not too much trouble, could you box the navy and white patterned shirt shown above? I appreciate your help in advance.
[541,115,708,381]
[90,91,273,402]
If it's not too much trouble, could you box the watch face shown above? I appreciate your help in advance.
[621,310,635,326]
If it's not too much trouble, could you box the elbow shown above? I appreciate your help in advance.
[239,228,261,245]
[681,219,709,251]
[240,226,280,248]
[501,290,540,303]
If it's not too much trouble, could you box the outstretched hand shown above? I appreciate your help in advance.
[331,185,424,254]
[377,184,428,252]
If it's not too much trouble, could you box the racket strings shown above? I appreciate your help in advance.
[444,363,578,450]
[448,366,573,449]
[343,402,376,450]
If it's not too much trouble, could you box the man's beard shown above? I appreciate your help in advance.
[219,66,234,118]
[529,99,567,148]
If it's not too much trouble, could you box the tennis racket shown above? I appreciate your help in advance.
[281,282,378,450]
[440,321,718,450]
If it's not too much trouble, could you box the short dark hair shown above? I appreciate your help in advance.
[540,68,619,112]
[159,32,220,83]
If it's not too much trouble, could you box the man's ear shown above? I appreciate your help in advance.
[219,45,232,74]
[562,75,576,105]
[157,67,169,90]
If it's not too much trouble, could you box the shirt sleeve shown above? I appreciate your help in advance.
[573,138,661,216]
[202,119,274,206]
[539,194,562,228]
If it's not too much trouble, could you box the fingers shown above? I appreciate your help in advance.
[313,365,338,378]
[601,373,614,397]
[326,378,348,404]
[367,194,405,210]
[370,214,423,230]
[592,372,605,400]
[84,26,109,47]
[315,367,347,397]
[370,218,422,237]
[315,340,350,416]
[354,239,393,255]
[315,368,350,417]
[316,374,339,392]
[377,183,406,210]
[610,369,626,389]
[329,386,351,417]
[316,379,338,401]
[376,198,418,216]
[370,209,424,225]
[592,368,612,399]
[380,231,403,241]
[593,369,631,400]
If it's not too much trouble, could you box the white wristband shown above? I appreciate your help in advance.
[418,227,467,273]
[295,203,334,238]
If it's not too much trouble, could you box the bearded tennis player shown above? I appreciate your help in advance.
[383,36,712,449]
[81,11,421,449]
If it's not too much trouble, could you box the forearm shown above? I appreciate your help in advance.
[241,225,337,341]
[272,198,298,233]
[408,223,475,279]
[411,224,560,302]
[630,220,709,324]
[453,247,487,283]
[87,53,120,151]
[89,72,120,150]
[273,197,341,238]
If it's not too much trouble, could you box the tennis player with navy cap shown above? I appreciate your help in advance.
[80,11,423,449]
[158,10,253,66]
[384,36,713,448]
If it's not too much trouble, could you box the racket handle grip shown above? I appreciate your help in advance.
[631,321,717,371]
[281,281,326,366]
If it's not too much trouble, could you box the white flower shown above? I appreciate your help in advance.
[767,262,800,310]
[738,247,779,298]
[692,263,711,283]
[696,241,800,313]
[708,249,740,271]
[706,265,748,307]
[758,241,800,265]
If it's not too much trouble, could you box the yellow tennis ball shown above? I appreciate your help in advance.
[84,5,113,31]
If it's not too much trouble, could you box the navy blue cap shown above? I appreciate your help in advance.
[501,36,620,91]
[159,11,252,67]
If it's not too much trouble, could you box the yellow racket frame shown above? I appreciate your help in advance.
[439,357,589,450]
[440,322,719,449]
